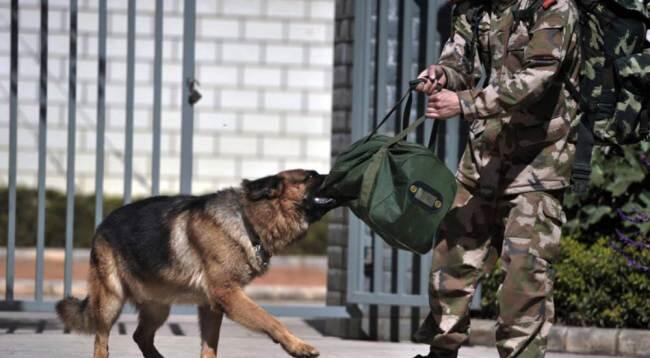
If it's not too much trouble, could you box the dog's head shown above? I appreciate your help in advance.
[242,169,339,223]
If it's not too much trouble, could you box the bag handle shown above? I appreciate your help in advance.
[365,79,424,139]
[365,78,440,151]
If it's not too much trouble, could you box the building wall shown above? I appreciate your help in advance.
[0,0,334,196]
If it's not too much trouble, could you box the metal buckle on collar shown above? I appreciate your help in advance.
[254,244,269,268]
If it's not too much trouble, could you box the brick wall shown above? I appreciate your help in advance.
[0,0,334,196]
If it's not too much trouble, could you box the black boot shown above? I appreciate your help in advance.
[412,349,459,358]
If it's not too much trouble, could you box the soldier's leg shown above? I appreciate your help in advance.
[496,191,565,358]
[414,183,501,358]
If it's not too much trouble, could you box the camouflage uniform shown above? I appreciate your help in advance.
[579,0,650,145]
[414,0,580,357]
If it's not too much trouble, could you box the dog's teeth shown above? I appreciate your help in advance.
[314,197,334,205]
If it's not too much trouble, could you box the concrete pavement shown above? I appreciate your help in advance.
[0,312,616,357]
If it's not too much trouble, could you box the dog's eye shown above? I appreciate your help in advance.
[303,172,315,182]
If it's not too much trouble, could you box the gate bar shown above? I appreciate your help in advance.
[397,0,414,295]
[371,0,390,297]
[151,0,163,196]
[423,0,439,149]
[35,0,49,302]
[93,0,107,228]
[347,0,373,301]
[179,0,197,194]
[123,0,136,204]
[64,0,78,299]
[417,0,440,305]
[6,0,19,303]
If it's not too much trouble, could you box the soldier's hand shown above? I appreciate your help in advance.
[426,89,461,120]
[415,65,446,95]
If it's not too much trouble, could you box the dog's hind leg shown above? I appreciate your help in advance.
[133,303,171,358]
[89,239,126,358]
[212,287,319,358]
[89,279,125,358]
[198,305,224,358]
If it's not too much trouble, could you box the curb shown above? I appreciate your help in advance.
[0,279,326,302]
[469,319,650,357]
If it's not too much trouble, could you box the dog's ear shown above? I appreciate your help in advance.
[243,175,284,201]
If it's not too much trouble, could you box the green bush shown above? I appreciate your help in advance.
[478,236,650,329]
[0,187,327,255]
[563,143,650,243]
[554,237,650,328]
[0,187,122,248]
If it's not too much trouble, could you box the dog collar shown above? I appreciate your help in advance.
[242,213,270,269]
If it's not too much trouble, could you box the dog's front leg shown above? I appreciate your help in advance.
[212,287,319,358]
[198,304,224,358]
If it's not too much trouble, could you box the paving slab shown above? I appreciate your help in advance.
[0,312,618,357]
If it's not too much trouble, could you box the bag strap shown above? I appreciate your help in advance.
[385,115,429,148]
[428,119,440,151]
[512,0,543,33]
[367,79,423,139]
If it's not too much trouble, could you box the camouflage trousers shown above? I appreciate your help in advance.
[414,182,566,358]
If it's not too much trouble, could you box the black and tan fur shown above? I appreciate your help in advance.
[56,169,337,358]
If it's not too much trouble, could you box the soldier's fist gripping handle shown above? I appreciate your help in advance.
[416,65,447,95]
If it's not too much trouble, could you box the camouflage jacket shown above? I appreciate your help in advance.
[581,0,650,144]
[439,0,581,195]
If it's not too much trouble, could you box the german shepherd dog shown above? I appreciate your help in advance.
[56,169,337,358]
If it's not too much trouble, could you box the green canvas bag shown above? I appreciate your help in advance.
[320,81,457,254]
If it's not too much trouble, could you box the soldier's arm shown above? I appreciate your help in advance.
[456,3,578,120]
[438,3,482,91]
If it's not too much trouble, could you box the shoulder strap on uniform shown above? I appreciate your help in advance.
[512,0,544,31]
[464,0,488,75]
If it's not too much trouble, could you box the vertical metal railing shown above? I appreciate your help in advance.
[93,0,107,228]
[35,0,49,302]
[419,0,439,297]
[123,0,136,204]
[347,0,373,305]
[180,0,197,195]
[152,0,164,196]
[369,0,390,337]
[399,0,416,334]
[64,0,78,300]
[6,0,19,303]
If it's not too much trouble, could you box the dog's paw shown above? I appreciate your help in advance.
[284,340,319,358]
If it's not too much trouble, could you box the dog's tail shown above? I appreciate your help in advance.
[56,296,95,333]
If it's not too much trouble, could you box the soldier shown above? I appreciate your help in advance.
[412,0,581,357]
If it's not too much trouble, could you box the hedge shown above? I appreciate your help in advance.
[0,187,327,255]
[478,236,650,329]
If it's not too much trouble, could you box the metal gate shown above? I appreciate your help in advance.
[1,0,349,319]
[2,0,199,312]
[345,0,479,338]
